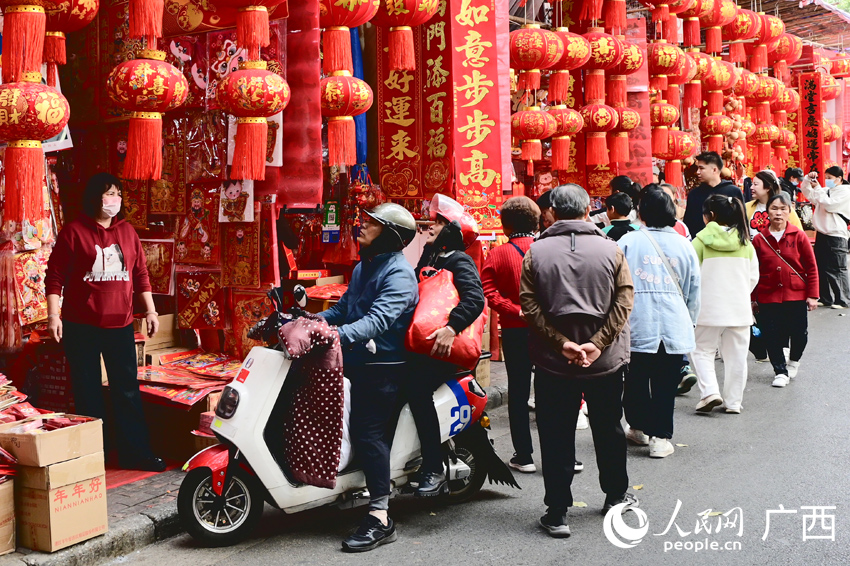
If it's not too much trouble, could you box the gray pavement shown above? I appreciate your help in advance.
[90,308,850,564]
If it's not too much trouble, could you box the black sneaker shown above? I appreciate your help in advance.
[677,366,698,395]
[602,492,639,515]
[574,459,584,473]
[509,454,537,473]
[539,510,571,538]
[414,472,448,497]
[342,515,398,553]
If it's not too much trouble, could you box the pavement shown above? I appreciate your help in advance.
[2,307,849,565]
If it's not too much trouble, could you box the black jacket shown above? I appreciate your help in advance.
[779,178,798,199]
[416,250,485,334]
[683,180,744,237]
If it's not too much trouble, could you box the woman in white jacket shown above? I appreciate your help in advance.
[691,195,760,414]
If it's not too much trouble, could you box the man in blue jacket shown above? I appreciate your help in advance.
[319,203,418,553]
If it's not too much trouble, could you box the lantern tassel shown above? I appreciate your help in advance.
[707,135,723,153]
[666,84,681,108]
[749,44,767,72]
[602,0,627,32]
[775,145,788,161]
[773,111,787,128]
[684,81,701,109]
[729,42,746,64]
[129,0,163,49]
[237,7,270,62]
[606,76,627,107]
[651,4,669,22]
[664,15,678,44]
[549,71,571,103]
[323,27,353,75]
[551,136,572,171]
[737,139,747,156]
[521,139,542,162]
[517,70,541,92]
[44,33,66,88]
[666,160,683,187]
[124,113,164,180]
[585,70,605,103]
[683,18,700,47]
[388,26,416,71]
[706,90,723,114]
[609,132,629,163]
[579,0,603,22]
[2,6,47,84]
[650,75,668,93]
[328,116,356,167]
[231,117,269,181]
[775,60,788,80]
[705,27,721,54]
[3,142,45,224]
[753,103,769,124]
[586,132,610,165]
[757,143,771,171]
[652,127,669,155]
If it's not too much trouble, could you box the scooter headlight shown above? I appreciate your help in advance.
[216,386,240,419]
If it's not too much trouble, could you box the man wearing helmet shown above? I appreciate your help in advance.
[318,203,418,553]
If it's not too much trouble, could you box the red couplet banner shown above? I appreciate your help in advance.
[800,72,824,181]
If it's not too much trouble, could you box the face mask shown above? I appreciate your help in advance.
[101,196,122,217]
[792,179,800,186]
[826,179,837,189]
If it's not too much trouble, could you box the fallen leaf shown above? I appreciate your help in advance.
[633,485,644,490]
[707,511,723,517]
[429,512,437,516]
[676,444,688,447]
[572,501,588,508]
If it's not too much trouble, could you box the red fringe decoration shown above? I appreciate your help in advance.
[124,114,163,180]
[753,103,769,124]
[231,119,269,180]
[43,33,66,88]
[775,145,788,161]
[664,15,678,44]
[586,132,610,165]
[652,127,669,155]
[580,0,603,22]
[129,0,163,48]
[666,160,683,187]
[609,132,629,163]
[521,139,542,162]
[756,143,771,171]
[607,76,627,107]
[707,135,723,153]
[773,110,787,128]
[517,70,541,92]
[328,117,356,167]
[2,8,46,84]
[705,27,721,54]
[549,71,571,103]
[651,4,669,22]
[237,7,270,62]
[666,84,681,108]
[684,81,701,110]
[749,44,767,72]
[585,70,605,103]
[684,18,700,47]
[0,249,23,352]
[602,0,627,32]
[551,136,572,171]
[3,144,44,224]
[388,27,416,71]
[774,60,788,80]
[650,75,668,93]
[729,42,746,64]
[706,90,723,115]
[323,27,353,75]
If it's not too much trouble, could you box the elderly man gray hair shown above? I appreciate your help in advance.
[551,184,591,220]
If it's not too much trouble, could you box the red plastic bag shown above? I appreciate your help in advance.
[406,269,486,370]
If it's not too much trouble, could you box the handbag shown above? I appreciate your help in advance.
[640,229,685,300]
[405,268,486,370]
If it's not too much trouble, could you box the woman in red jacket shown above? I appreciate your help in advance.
[44,173,165,471]
[751,193,819,388]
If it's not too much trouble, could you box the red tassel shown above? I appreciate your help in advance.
[129,0,163,47]
[707,135,723,153]
[585,132,610,165]
[324,27,353,75]
[753,103,769,124]
[231,117,268,180]
[706,90,723,114]
[652,127,669,155]
[551,136,572,171]
[0,248,23,352]
[124,113,163,180]
[664,15,678,44]
[237,7,270,62]
[43,32,66,88]
[666,160,683,187]
[774,60,788,80]
[517,70,541,91]
[651,4,670,22]
[607,76,627,107]
[757,143,771,170]
[602,0,627,32]
[388,26,415,71]
[3,142,45,224]
[521,139,542,162]
[609,132,629,163]
[2,6,46,84]
[580,0,603,22]
[684,18,700,47]
[526,160,534,177]
[327,116,356,167]
[729,42,746,64]
[650,75,668,93]
[775,145,788,161]
[773,110,787,128]
[705,27,721,54]
[666,84,681,108]
[749,44,767,72]
[549,71,571,103]
[585,70,605,103]
[684,81,701,110]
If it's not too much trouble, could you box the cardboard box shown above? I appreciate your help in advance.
[133,314,176,349]
[15,456,107,553]
[0,481,14,556]
[0,418,103,467]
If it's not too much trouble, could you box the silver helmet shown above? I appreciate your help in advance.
[365,203,417,248]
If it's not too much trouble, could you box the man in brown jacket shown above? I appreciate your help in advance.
[520,184,638,538]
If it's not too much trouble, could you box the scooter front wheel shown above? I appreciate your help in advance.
[178,467,264,547]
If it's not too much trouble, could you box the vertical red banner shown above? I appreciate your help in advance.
[623,18,652,187]
[800,72,824,181]
[450,0,506,232]
[421,0,455,199]
[377,27,424,200]
[787,105,801,170]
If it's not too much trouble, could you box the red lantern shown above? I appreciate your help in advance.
[700,114,733,153]
[770,88,799,127]
[609,107,640,163]
[684,49,715,109]
[699,0,736,54]
[831,54,850,78]
[648,40,684,93]
[750,122,779,170]
[320,71,373,167]
[106,50,189,180]
[822,75,841,102]
[372,0,440,71]
[662,0,698,44]
[665,51,696,108]
[580,103,619,165]
[823,121,842,145]
[680,0,714,48]
[722,8,760,64]
[216,60,290,180]
[651,100,680,155]
[319,0,379,74]
[0,74,70,223]
[582,28,624,102]
[771,34,803,81]
[606,40,644,108]
[510,25,565,92]
[548,105,584,172]
[703,58,737,115]
[748,12,784,72]
[549,28,591,103]
[0,1,54,84]
[746,74,781,124]
[511,107,557,175]
[661,129,696,187]
[772,129,796,164]
[44,0,99,87]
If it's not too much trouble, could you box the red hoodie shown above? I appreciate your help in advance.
[45,216,151,328]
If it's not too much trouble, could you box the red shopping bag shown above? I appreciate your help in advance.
[405,269,486,370]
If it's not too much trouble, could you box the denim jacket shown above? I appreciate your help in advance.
[617,227,701,354]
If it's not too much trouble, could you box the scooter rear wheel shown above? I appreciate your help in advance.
[446,441,488,504]
[178,467,264,546]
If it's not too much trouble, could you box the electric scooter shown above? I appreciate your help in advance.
[178,286,519,547]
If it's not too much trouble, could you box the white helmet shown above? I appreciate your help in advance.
[365,203,416,248]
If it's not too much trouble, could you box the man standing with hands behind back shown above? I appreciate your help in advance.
[520,184,638,539]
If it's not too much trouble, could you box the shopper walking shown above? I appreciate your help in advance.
[745,170,803,238]
[683,152,744,237]
[691,195,760,414]
[520,184,637,538]
[799,167,850,308]
[618,189,701,458]
[751,193,819,387]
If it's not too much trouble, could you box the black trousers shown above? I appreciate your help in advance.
[405,355,454,475]
[62,321,154,461]
[347,363,402,510]
[535,367,629,513]
[501,328,534,459]
[623,344,683,440]
[758,301,808,375]
[814,232,850,307]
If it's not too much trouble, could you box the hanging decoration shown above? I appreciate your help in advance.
[581,28,624,103]
[680,0,713,48]
[580,103,619,166]
[700,113,733,153]
[509,25,565,92]
[44,0,100,87]
[748,12,784,73]
[831,54,850,78]
[650,99,680,155]
[511,107,558,175]
[746,74,781,124]
[771,33,803,83]
[663,0,699,45]
[684,50,715,110]
[722,8,760,64]
[665,51,696,108]
[0,0,50,84]
[548,29,591,103]
[320,71,374,167]
[372,0,440,71]
[648,40,684,93]
[703,58,737,115]
[771,87,800,128]
[772,129,796,167]
[661,128,696,187]
[606,40,645,109]
[547,105,584,172]
[609,107,641,164]
[750,122,779,170]
[319,0,380,75]
[698,0,737,55]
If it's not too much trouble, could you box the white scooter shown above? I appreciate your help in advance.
[178,286,519,547]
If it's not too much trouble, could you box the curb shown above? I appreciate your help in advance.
[484,384,508,411]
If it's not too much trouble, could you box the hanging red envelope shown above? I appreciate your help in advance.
[259,200,280,286]
[176,186,220,265]
[176,268,227,329]
[13,248,50,326]
[185,109,228,183]
[149,116,188,215]
[140,239,175,295]
[222,219,261,289]
[229,289,274,359]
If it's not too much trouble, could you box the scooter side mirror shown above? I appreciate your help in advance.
[293,285,308,309]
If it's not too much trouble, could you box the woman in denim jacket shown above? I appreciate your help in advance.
[617,188,701,459]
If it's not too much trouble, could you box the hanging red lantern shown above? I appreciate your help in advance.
[750,122,779,170]
[44,0,99,87]
[770,88,799,127]
[650,99,680,155]
[823,121,842,145]
[731,68,759,117]
[510,25,565,92]
[581,28,624,102]
[320,71,373,167]
[319,0,380,75]
[822,74,841,102]
[702,58,737,115]
[661,128,697,187]
[511,107,558,175]
[662,0,698,44]
[665,51,696,108]
[684,49,715,109]
[1,1,53,84]
[606,40,644,108]
[699,0,737,55]
[771,129,796,164]
[372,0,440,71]
[0,74,70,223]
[680,0,714,48]
[748,12,784,72]
[648,40,684,93]
[579,103,619,165]
[106,50,188,180]
[609,107,640,163]
[216,60,290,180]
[739,118,755,156]
[771,34,803,81]
[831,54,850,78]
[746,74,781,124]
[701,114,733,153]
[722,8,760,64]
[548,29,591,103]
[548,105,584,172]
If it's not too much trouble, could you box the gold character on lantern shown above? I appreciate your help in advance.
[385,96,415,126]
[427,92,446,123]
[455,0,489,26]
[460,149,499,188]
[456,31,492,68]
[457,70,493,107]
[334,0,375,10]
[426,21,446,51]
[324,79,344,103]
[427,127,448,158]
[384,70,414,93]
[419,0,439,12]
[386,0,410,17]
[458,109,495,147]
[387,130,418,160]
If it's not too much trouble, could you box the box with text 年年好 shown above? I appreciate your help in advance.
[0,417,103,467]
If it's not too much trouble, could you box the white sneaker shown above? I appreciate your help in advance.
[787,361,800,379]
[580,400,588,415]
[648,437,674,458]
[696,394,723,412]
[625,427,649,446]
[576,411,589,430]
[772,374,790,388]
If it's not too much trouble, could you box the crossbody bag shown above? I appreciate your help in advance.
[755,232,806,283]
[641,229,685,301]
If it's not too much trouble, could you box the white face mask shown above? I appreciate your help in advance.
[101,196,122,218]
[826,179,837,189]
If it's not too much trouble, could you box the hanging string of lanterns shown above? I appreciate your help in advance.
[319,0,380,75]
[44,0,100,87]
[320,71,374,168]
[372,0,441,71]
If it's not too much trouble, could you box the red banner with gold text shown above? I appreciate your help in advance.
[800,72,824,181]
